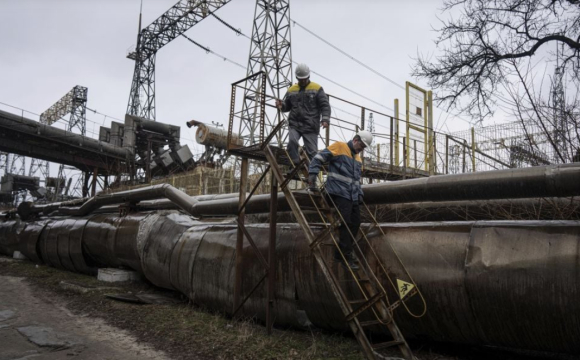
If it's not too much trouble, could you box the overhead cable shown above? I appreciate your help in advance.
[201,16,395,113]
[181,34,246,69]
[290,19,473,126]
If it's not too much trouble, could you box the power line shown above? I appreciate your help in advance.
[181,34,246,69]
[200,15,396,113]
[289,19,474,127]
[291,20,404,91]
[199,12,474,130]
[209,11,250,40]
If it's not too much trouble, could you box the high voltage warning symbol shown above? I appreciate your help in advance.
[397,279,414,299]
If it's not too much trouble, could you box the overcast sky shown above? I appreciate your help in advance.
[0,0,472,160]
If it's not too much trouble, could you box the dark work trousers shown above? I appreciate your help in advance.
[331,195,361,255]
[287,127,318,165]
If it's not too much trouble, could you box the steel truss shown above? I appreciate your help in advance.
[29,86,88,199]
[126,0,231,120]
[239,0,292,147]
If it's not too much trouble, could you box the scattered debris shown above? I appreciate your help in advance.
[16,325,80,349]
[105,292,184,305]
[97,268,142,283]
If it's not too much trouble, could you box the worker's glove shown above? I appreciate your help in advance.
[308,174,318,192]
[358,194,364,204]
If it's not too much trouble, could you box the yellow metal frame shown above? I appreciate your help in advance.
[394,99,400,166]
[405,82,433,171]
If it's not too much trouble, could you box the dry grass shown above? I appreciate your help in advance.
[1,258,572,360]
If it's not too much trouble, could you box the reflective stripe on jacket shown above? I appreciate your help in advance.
[308,140,363,202]
[280,81,331,134]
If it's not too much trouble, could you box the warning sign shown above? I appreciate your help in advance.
[397,279,415,299]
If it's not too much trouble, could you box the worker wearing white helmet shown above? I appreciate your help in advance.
[275,63,331,166]
[307,130,373,270]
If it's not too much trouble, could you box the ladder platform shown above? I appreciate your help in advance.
[228,143,293,165]
[359,319,385,327]
[372,340,405,351]
[293,191,330,212]
[339,276,371,283]
[259,128,417,360]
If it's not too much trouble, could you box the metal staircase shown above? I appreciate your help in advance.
[237,120,427,360]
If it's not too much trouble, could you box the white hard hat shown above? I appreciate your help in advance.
[295,63,310,79]
[357,130,373,147]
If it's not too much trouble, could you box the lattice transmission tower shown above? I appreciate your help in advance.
[126,0,231,120]
[238,0,293,147]
[552,43,567,162]
[29,86,88,181]
[29,86,88,199]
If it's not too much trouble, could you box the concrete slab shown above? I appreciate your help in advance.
[0,329,39,360]
[0,275,171,360]
[0,309,15,322]
[13,251,27,260]
[97,268,141,283]
[17,326,79,349]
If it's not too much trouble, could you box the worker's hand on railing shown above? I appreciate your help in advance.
[308,174,318,192]
[275,99,283,110]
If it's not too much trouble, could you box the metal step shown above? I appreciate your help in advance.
[372,340,405,351]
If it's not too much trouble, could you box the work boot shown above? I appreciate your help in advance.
[285,163,300,180]
[345,252,360,270]
[334,250,359,270]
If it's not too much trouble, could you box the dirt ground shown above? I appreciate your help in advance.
[0,275,170,360]
[0,256,575,360]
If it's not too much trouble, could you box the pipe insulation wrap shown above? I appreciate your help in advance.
[1,214,579,355]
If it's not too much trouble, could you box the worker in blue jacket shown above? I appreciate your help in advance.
[276,63,331,167]
[307,131,373,270]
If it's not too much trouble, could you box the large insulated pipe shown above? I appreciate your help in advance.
[211,163,580,213]
[17,198,88,220]
[373,197,580,222]
[363,162,580,204]
[186,119,242,149]
[53,163,580,218]
[2,215,579,356]
[126,114,180,141]
[24,163,580,220]
[0,109,128,159]
[58,184,198,216]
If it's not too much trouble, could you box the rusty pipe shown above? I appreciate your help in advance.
[33,163,580,219]
[0,109,128,159]
[2,214,580,356]
[363,162,580,204]
[136,163,580,218]
[58,184,198,217]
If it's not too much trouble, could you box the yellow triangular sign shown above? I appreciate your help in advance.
[397,279,414,299]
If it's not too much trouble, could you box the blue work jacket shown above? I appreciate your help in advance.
[308,140,363,202]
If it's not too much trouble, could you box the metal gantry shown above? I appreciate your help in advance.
[28,86,88,199]
[239,0,292,146]
[552,43,568,161]
[126,0,231,120]
[30,85,88,182]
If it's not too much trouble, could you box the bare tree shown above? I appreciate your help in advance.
[499,58,580,162]
[414,0,580,124]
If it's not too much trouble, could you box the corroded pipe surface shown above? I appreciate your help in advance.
[58,184,198,217]
[372,198,580,222]
[29,164,580,220]
[363,162,580,204]
[0,109,128,159]
[1,214,579,356]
